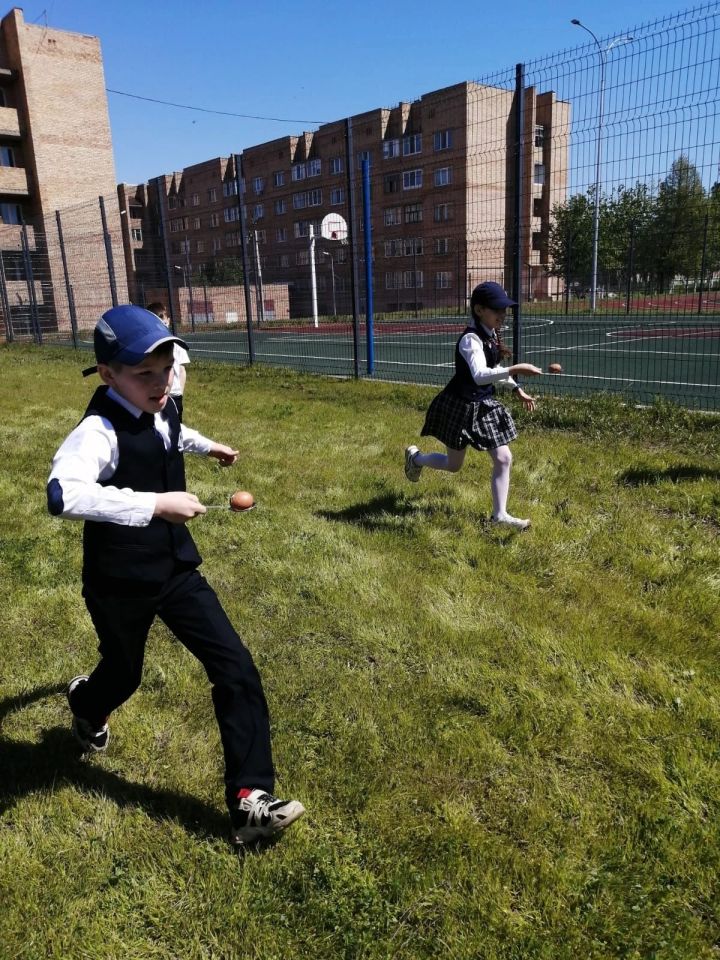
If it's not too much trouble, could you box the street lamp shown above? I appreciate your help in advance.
[322,249,337,317]
[571,20,633,311]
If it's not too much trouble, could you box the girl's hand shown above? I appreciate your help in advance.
[515,388,537,412]
[154,492,207,523]
[208,444,239,466]
[509,363,543,377]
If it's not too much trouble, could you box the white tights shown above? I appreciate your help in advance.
[413,445,513,518]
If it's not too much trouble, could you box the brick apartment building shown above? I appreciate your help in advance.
[0,7,126,338]
[121,80,568,320]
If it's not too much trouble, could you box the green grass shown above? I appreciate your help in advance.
[1,343,719,959]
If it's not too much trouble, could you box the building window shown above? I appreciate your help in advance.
[330,156,343,175]
[191,193,200,206]
[212,237,222,252]
[435,271,451,289]
[357,150,371,170]
[275,198,286,215]
[385,271,402,289]
[223,180,238,197]
[330,187,344,205]
[534,125,546,148]
[402,134,422,156]
[533,197,543,218]
[307,189,322,207]
[434,202,452,222]
[292,163,306,181]
[208,187,217,202]
[192,217,201,230]
[434,167,451,187]
[404,270,423,288]
[404,203,423,223]
[168,196,178,210]
[383,139,400,159]
[384,207,401,226]
[253,176,266,194]
[129,206,142,218]
[294,220,309,238]
[307,158,322,177]
[384,174,400,194]
[533,163,545,185]
[296,250,310,265]
[225,231,240,248]
[276,227,287,242]
[256,229,266,243]
[170,217,188,232]
[179,240,190,254]
[197,240,205,253]
[210,212,220,228]
[384,239,402,257]
[402,169,422,190]
[273,171,285,187]
[224,207,240,222]
[434,237,450,254]
[253,204,264,219]
[433,130,452,151]
[131,227,142,242]
[293,191,307,210]
[403,238,423,256]
[280,254,290,268]
[532,231,543,251]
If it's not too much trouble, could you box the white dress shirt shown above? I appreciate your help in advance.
[48,388,212,526]
[459,323,518,389]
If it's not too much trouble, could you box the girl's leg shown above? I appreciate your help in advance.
[489,445,529,528]
[410,445,466,474]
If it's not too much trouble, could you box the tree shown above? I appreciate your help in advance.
[201,257,244,286]
[547,192,593,292]
[650,155,707,290]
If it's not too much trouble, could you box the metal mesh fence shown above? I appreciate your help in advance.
[3,4,718,409]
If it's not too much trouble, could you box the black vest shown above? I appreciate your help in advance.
[445,325,501,401]
[81,387,202,582]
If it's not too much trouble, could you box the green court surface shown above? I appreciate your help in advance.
[179,313,719,411]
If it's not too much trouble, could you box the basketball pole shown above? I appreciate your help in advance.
[310,225,319,328]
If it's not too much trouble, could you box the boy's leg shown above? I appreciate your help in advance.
[73,580,157,726]
[157,569,275,803]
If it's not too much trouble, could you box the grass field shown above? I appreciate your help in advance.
[1,344,719,959]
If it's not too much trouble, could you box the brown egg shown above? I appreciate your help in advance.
[548,363,563,374]
[229,490,255,511]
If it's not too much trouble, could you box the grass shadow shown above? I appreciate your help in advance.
[317,491,433,531]
[618,464,720,487]
[0,684,228,843]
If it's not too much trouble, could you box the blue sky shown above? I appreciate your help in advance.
[30,0,712,184]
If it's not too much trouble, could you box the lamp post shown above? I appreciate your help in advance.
[571,20,633,311]
[322,250,337,317]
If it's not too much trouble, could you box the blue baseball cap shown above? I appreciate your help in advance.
[82,305,187,376]
[470,282,517,311]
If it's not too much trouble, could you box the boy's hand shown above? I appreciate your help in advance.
[208,444,239,467]
[154,492,207,523]
[508,363,543,377]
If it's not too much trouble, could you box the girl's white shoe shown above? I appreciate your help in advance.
[492,513,531,530]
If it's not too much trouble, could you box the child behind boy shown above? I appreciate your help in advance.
[146,301,189,422]
[47,304,304,848]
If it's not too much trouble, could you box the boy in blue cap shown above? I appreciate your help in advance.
[47,304,304,848]
[404,282,542,529]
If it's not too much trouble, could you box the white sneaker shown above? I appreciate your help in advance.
[230,788,306,847]
[404,445,422,482]
[492,513,531,530]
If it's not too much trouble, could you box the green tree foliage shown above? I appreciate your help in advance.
[652,155,707,289]
[200,257,245,287]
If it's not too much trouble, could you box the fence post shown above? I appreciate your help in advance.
[697,212,708,315]
[56,209,79,348]
[0,251,13,342]
[511,62,525,363]
[625,221,635,315]
[234,153,256,363]
[345,117,361,378]
[21,223,42,344]
[98,195,118,307]
[361,158,374,375]
[154,178,176,331]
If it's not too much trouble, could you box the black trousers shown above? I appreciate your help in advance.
[72,566,274,806]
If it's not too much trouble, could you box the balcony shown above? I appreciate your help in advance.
[0,165,28,196]
[0,106,20,138]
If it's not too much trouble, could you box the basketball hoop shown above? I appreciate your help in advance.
[320,213,348,242]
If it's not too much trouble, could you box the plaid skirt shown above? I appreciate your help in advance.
[420,389,518,451]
